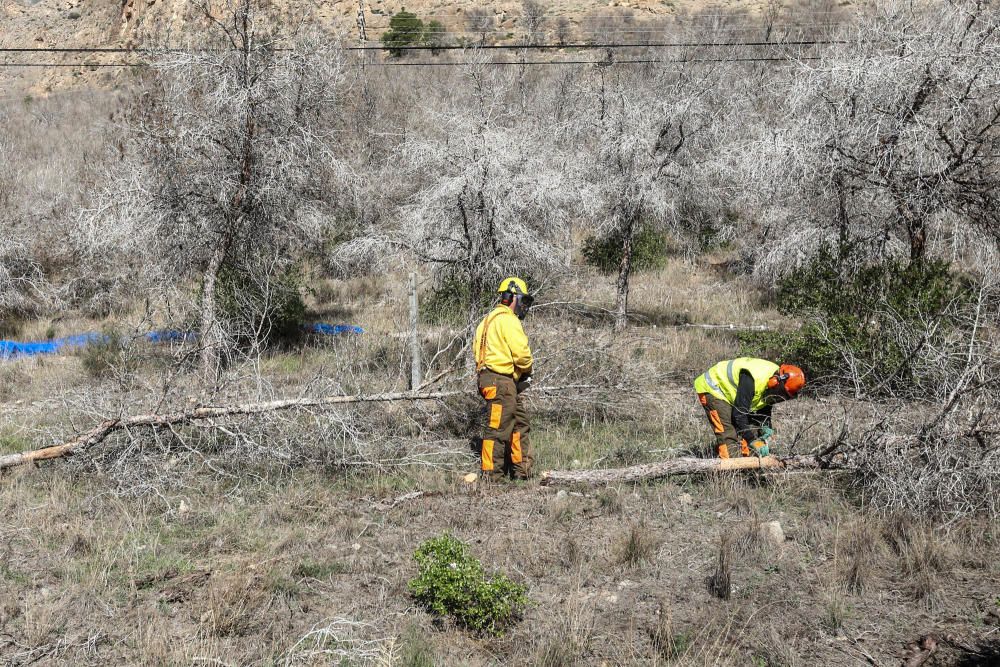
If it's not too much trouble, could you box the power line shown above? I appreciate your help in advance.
[346,39,844,51]
[0,55,822,69]
[0,39,843,54]
[359,9,847,23]
[363,56,823,67]
[0,62,144,67]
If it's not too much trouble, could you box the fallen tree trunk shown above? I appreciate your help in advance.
[0,382,597,472]
[0,389,463,472]
[540,454,843,487]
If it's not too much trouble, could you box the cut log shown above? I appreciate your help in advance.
[540,454,842,487]
[0,389,462,472]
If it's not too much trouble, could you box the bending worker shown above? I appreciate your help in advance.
[473,277,535,480]
[694,358,805,458]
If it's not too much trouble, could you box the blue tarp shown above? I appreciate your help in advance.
[0,333,107,360]
[144,329,195,344]
[308,323,364,336]
[1,323,363,360]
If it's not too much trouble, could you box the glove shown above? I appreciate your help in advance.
[515,376,532,393]
[750,440,770,457]
[759,426,775,443]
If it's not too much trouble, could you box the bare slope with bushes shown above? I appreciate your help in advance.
[1,0,999,664]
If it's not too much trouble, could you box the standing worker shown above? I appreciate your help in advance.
[694,358,805,458]
[474,277,535,480]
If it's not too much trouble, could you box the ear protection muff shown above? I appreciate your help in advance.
[767,372,789,390]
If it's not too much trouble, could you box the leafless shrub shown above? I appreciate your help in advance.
[337,58,590,325]
[282,618,396,666]
[745,1,1000,281]
[821,264,1000,520]
[520,0,546,46]
[0,237,48,320]
[82,0,348,380]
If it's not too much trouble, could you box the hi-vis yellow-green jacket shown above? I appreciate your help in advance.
[474,305,533,380]
[693,358,779,412]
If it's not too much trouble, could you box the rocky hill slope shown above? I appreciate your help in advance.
[1,0,847,95]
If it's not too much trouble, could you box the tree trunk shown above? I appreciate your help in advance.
[0,381,588,473]
[614,218,634,332]
[0,388,463,472]
[199,240,227,383]
[541,454,842,487]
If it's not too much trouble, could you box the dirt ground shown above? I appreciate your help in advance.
[1,409,999,664]
[1,257,999,664]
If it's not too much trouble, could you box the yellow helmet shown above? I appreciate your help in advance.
[497,277,529,296]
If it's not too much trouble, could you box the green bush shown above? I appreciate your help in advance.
[739,247,973,395]
[80,328,136,379]
[424,20,447,54]
[419,273,504,326]
[216,265,307,348]
[408,533,528,636]
[582,225,669,274]
[381,9,425,57]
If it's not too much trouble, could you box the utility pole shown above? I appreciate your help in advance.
[408,272,423,390]
[357,0,368,45]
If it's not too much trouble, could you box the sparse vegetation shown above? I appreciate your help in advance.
[0,0,999,664]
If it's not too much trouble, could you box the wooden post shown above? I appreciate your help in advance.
[409,272,422,389]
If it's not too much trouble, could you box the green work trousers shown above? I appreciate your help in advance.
[698,392,749,458]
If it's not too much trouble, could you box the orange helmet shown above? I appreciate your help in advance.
[768,364,806,398]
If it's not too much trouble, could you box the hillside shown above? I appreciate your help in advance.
[0,0,850,95]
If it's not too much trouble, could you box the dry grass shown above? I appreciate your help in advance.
[613,521,658,569]
[707,532,733,600]
[0,224,995,666]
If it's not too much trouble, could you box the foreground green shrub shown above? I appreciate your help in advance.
[740,247,972,395]
[582,225,669,274]
[408,533,528,636]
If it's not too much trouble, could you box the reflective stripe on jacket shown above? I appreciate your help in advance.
[693,358,779,412]
[473,305,533,380]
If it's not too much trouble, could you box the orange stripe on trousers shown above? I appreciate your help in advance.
[511,432,522,464]
[489,404,503,429]
[481,439,495,471]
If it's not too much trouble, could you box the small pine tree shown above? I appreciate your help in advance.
[425,20,447,54]
[381,9,425,57]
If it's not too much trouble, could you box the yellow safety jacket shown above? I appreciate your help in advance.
[473,305,533,380]
[693,357,779,412]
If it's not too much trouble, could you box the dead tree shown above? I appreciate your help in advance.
[84,0,346,382]
[584,66,720,331]
[338,56,585,325]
